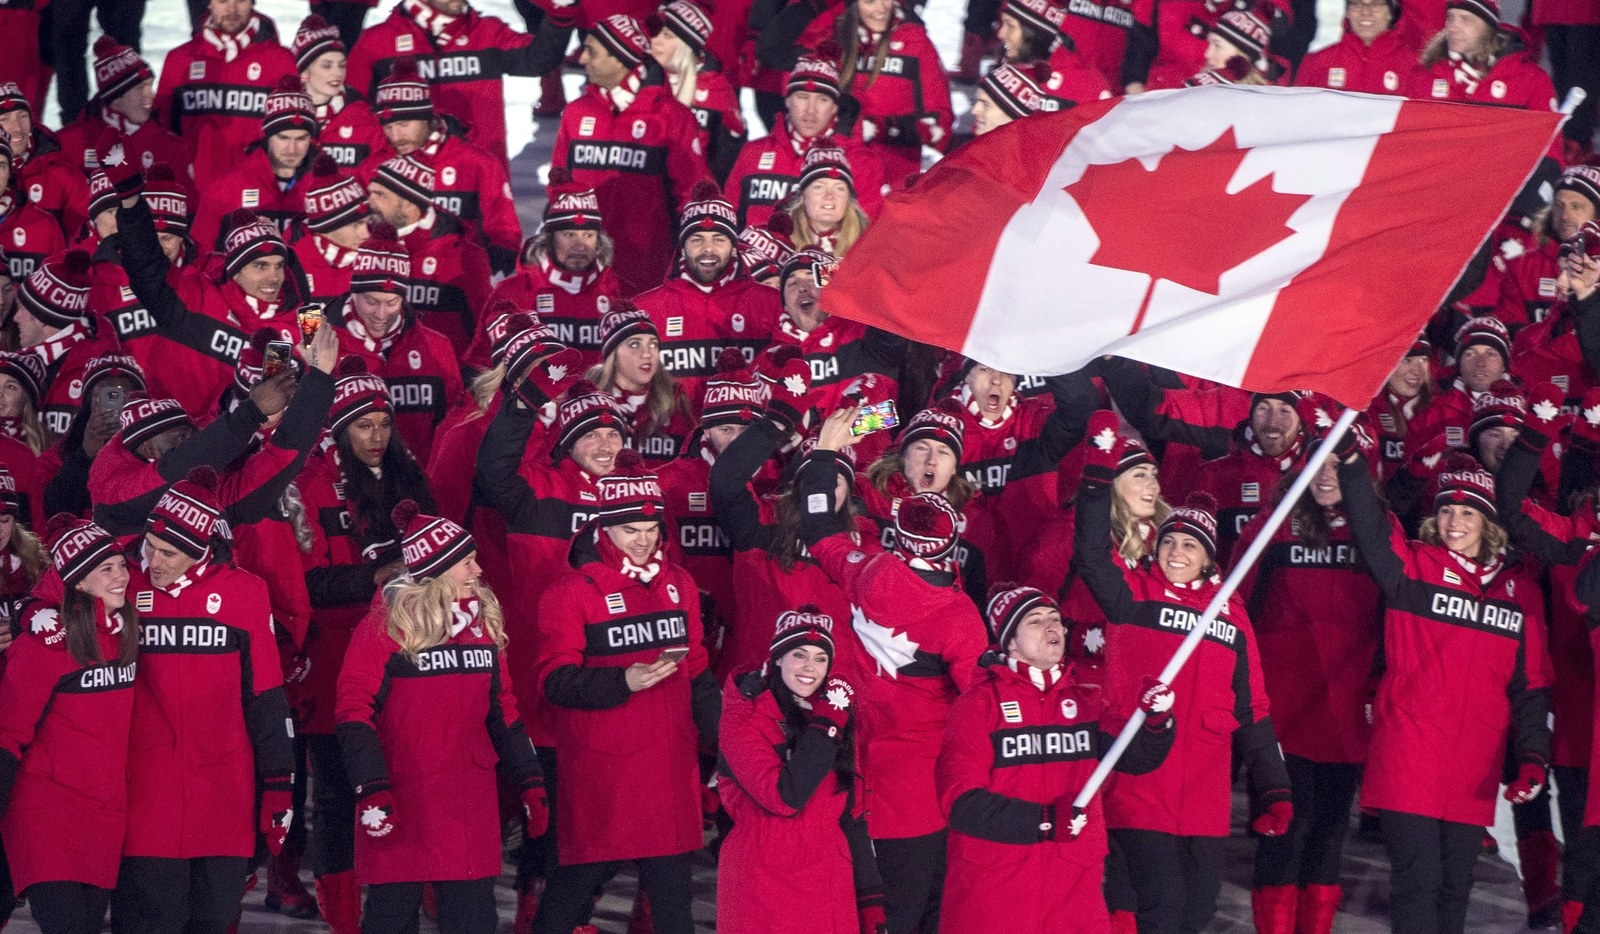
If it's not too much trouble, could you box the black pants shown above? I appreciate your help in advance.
[362,878,497,934]
[49,0,145,124]
[111,855,250,934]
[185,0,207,34]
[1546,24,1600,145]
[285,733,310,854]
[24,882,110,934]
[310,2,371,53]
[1556,767,1600,905]
[0,834,16,926]
[309,732,357,876]
[1108,829,1224,934]
[531,852,695,934]
[1254,756,1361,887]
[1377,809,1483,934]
[875,831,946,934]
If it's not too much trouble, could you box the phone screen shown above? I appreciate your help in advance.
[263,341,294,379]
[850,400,900,437]
[659,647,690,665]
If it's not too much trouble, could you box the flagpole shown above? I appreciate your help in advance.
[1070,406,1361,813]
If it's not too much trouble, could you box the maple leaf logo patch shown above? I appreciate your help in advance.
[360,805,393,836]
[1063,127,1311,335]
[546,363,568,383]
[825,685,852,710]
[1082,626,1106,655]
[30,608,59,635]
[783,374,808,398]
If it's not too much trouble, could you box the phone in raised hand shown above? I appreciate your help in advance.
[658,647,690,665]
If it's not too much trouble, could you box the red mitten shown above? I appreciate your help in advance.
[357,786,397,839]
[1138,677,1175,731]
[260,778,293,856]
[800,677,853,737]
[93,126,143,196]
[760,345,812,433]
[1251,793,1293,837]
[1518,381,1571,452]
[284,653,311,685]
[1404,432,1453,478]
[1082,409,1124,484]
[1046,794,1089,840]
[1504,760,1547,804]
[1296,395,1369,461]
[1573,386,1600,452]
[858,901,887,934]
[513,346,582,409]
[522,781,550,838]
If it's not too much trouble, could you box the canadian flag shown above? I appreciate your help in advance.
[826,86,1561,408]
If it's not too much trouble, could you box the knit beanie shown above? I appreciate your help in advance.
[262,75,318,139]
[1447,0,1500,26]
[1468,379,1525,448]
[786,41,842,100]
[393,499,477,579]
[91,34,154,104]
[541,166,604,233]
[48,514,121,589]
[81,353,146,403]
[1432,452,1497,520]
[349,221,412,296]
[1157,491,1219,560]
[0,351,47,409]
[554,380,627,453]
[304,153,369,233]
[146,466,223,560]
[598,301,658,359]
[678,180,741,245]
[0,465,17,518]
[648,1,714,56]
[221,210,289,279]
[980,61,1059,119]
[119,397,191,450]
[144,164,191,236]
[986,583,1055,649]
[595,450,665,527]
[593,15,652,69]
[769,604,836,662]
[329,357,394,437]
[1001,0,1067,39]
[88,171,119,221]
[372,153,435,212]
[893,492,961,561]
[1454,315,1511,367]
[374,57,433,124]
[699,348,765,429]
[291,13,345,73]
[797,146,854,195]
[899,399,966,462]
[1558,165,1600,214]
[739,213,795,282]
[18,250,92,329]
[1213,9,1271,68]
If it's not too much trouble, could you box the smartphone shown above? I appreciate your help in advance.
[659,647,691,665]
[297,304,324,346]
[811,260,838,289]
[263,341,294,379]
[850,399,900,437]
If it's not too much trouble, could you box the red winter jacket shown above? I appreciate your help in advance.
[827,13,953,183]
[315,94,384,170]
[1138,0,1212,89]
[1411,43,1559,115]
[34,321,123,439]
[124,556,293,858]
[359,130,522,274]
[336,596,541,884]
[14,129,92,241]
[467,250,621,370]
[1072,475,1287,837]
[936,657,1174,934]
[1192,435,1306,566]
[1019,506,1143,666]
[1339,455,1552,825]
[295,233,359,307]
[552,74,713,296]
[0,195,67,282]
[1041,45,1115,108]
[1512,302,1596,411]
[1496,238,1563,329]
[636,275,781,407]
[346,2,572,163]
[717,671,865,934]
[1366,388,1428,484]
[723,119,886,229]
[1094,357,1251,502]
[660,451,735,651]
[396,208,494,356]
[0,608,135,892]
[0,4,45,115]
[54,109,196,184]
[1235,504,1381,764]
[0,434,44,534]
[534,530,718,865]
[331,311,465,464]
[192,147,309,252]
[1058,0,1154,88]
[154,24,299,188]
[1294,26,1422,95]
[797,453,990,840]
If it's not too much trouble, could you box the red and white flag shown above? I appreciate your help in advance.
[825,86,1561,408]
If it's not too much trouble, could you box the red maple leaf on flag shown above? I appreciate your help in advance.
[1063,127,1312,335]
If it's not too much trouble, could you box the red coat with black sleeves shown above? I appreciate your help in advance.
[1337,455,1553,825]
[154,30,299,188]
[1496,239,1563,330]
[1058,0,1154,88]
[346,4,573,163]
[359,132,522,274]
[1512,303,1596,412]
[767,313,904,425]
[839,16,953,183]
[660,450,736,649]
[1294,27,1421,95]
[331,311,464,464]
[37,323,123,439]
[1235,504,1381,764]
[796,451,991,840]
[1072,475,1287,837]
[193,148,308,252]
[635,275,781,407]
[315,95,384,170]
[722,122,886,229]
[468,253,620,370]
[533,531,719,865]
[716,670,868,934]
[14,130,92,241]
[1094,355,1251,502]
[124,557,294,858]
[1041,45,1114,107]
[1192,440,1304,567]
[936,657,1174,934]
[0,197,67,282]
[0,612,135,892]
[395,209,495,356]
[552,76,714,296]
[335,598,542,883]
[55,111,195,183]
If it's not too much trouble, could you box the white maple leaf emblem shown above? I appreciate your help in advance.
[1144,686,1174,714]
[360,805,391,834]
[1421,451,1443,470]
[103,143,126,168]
[1092,427,1116,453]
[30,608,58,634]
[1586,403,1600,427]
[783,373,807,398]
[1068,811,1088,837]
[1082,626,1106,655]
[1315,407,1333,429]
[851,604,918,678]
[546,363,568,383]
[1532,399,1560,423]
[825,686,851,710]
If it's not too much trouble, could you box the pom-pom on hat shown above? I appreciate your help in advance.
[393,499,477,579]
[221,209,288,280]
[19,250,92,329]
[700,348,765,429]
[1212,8,1271,68]
[119,397,191,451]
[0,351,48,409]
[899,399,967,462]
[374,57,433,124]
[262,74,318,139]
[554,380,628,453]
[92,34,154,104]
[678,179,741,245]
[48,513,120,589]
[769,603,836,662]
[987,583,1056,649]
[330,356,394,437]
[372,153,435,211]
[595,450,666,527]
[786,40,842,100]
[1432,451,1498,521]
[146,466,223,560]
[893,492,961,561]
[598,300,658,359]
[291,13,345,74]
[1454,315,1511,367]
[350,221,412,296]
[304,153,369,233]
[541,166,603,233]
[739,212,795,282]
[1157,491,1219,560]
[593,14,652,69]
